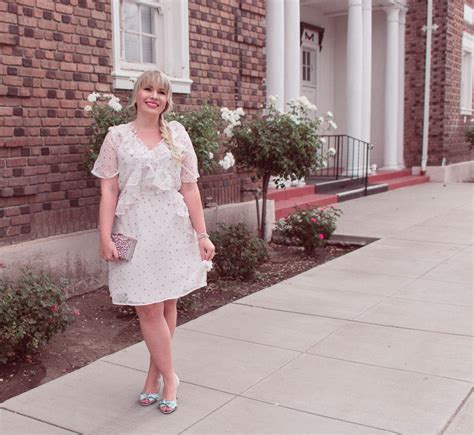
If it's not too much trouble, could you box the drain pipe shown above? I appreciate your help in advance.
[421,0,437,175]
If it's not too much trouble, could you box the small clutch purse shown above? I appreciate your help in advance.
[111,233,137,261]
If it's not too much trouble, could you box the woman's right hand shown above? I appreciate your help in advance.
[100,238,120,262]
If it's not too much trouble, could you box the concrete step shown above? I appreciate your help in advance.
[275,193,337,220]
[272,173,430,220]
[267,185,315,201]
[368,169,412,183]
[385,174,430,190]
[337,184,388,202]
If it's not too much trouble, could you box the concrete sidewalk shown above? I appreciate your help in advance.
[1,182,473,434]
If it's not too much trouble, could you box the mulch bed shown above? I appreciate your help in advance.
[0,242,358,402]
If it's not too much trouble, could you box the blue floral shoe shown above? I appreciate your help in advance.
[139,392,160,407]
[158,374,179,414]
[138,375,163,406]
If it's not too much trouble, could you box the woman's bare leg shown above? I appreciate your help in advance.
[140,299,178,394]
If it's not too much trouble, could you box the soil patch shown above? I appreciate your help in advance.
[0,242,358,402]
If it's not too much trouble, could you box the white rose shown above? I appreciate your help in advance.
[328,147,336,156]
[224,151,235,167]
[328,120,338,130]
[84,105,93,112]
[108,99,122,112]
[326,111,334,118]
[218,158,231,170]
[87,92,100,102]
[223,125,234,138]
[268,95,279,104]
[208,152,214,159]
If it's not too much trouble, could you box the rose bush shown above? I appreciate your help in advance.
[222,96,337,238]
[275,206,342,254]
[83,94,236,175]
[0,270,76,363]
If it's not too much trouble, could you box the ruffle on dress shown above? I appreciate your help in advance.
[92,121,199,231]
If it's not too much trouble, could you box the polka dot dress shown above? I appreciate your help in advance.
[92,121,207,305]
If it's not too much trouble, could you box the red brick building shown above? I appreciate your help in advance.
[0,0,266,247]
[405,0,474,167]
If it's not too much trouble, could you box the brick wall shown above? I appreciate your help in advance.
[404,0,473,167]
[0,0,266,246]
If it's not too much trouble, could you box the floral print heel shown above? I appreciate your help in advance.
[139,392,160,407]
[138,375,163,406]
[158,374,179,414]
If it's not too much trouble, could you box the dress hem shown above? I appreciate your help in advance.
[110,281,207,306]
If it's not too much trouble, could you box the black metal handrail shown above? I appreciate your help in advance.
[312,134,372,194]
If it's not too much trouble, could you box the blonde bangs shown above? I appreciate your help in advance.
[129,70,173,112]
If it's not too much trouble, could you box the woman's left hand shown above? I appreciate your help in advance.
[198,238,215,261]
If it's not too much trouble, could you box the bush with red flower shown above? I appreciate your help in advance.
[0,270,75,364]
[275,206,342,254]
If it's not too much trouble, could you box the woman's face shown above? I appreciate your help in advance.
[135,83,168,117]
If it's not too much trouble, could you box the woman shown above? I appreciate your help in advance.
[92,70,215,414]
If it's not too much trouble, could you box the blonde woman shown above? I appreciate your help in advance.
[92,70,215,414]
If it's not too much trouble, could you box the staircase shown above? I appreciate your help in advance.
[269,169,430,219]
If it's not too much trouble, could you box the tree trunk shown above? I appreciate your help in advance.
[259,174,271,239]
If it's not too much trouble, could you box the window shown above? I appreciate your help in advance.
[121,2,163,65]
[461,33,474,115]
[301,48,316,86]
[464,4,473,25]
[111,0,191,93]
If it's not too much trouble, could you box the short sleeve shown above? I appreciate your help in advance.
[175,122,200,183]
[91,130,119,179]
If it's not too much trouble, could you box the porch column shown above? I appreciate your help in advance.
[346,0,363,139]
[397,7,407,168]
[383,6,400,169]
[284,0,301,108]
[362,0,372,144]
[266,0,285,111]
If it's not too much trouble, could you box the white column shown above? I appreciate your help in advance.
[362,0,372,144]
[284,0,301,108]
[346,0,363,140]
[266,0,285,111]
[397,8,407,168]
[383,6,400,169]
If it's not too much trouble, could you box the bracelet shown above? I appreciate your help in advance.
[197,232,210,240]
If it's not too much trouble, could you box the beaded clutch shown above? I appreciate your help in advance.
[111,233,137,261]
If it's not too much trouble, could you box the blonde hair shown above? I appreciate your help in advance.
[129,70,174,149]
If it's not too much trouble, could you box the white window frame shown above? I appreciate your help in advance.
[301,44,317,90]
[464,4,473,25]
[461,32,474,115]
[111,0,192,93]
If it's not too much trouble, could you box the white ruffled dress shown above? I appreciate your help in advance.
[92,121,207,305]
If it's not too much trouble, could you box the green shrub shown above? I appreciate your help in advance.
[210,223,268,280]
[0,270,75,364]
[166,105,224,174]
[275,206,342,255]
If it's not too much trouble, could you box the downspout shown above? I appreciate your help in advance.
[421,0,435,174]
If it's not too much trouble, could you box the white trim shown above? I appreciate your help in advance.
[111,0,192,94]
[464,4,473,25]
[111,69,193,93]
[461,32,474,115]
[462,31,474,51]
